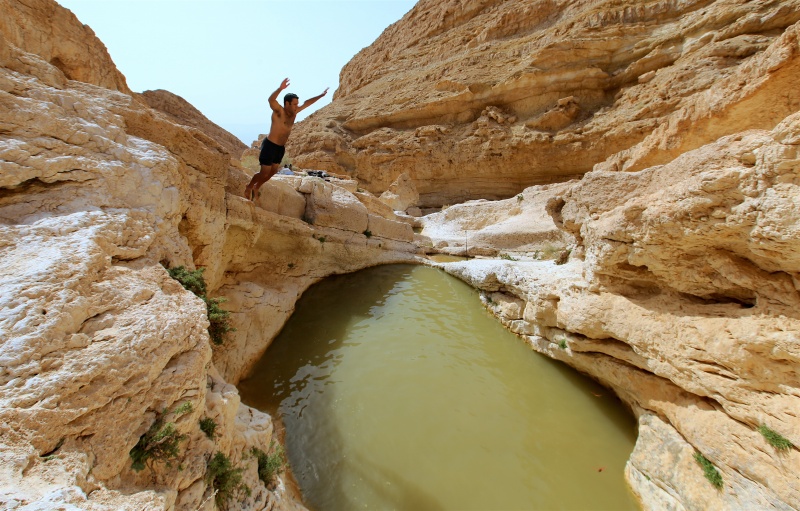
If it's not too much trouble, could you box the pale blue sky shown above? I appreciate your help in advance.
[57,0,416,145]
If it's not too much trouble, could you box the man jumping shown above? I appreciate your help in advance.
[245,78,328,201]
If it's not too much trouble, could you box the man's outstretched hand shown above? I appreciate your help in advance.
[280,78,290,90]
[321,87,329,96]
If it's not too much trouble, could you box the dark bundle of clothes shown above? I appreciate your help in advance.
[307,170,330,179]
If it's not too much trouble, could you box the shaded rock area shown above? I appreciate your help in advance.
[289,0,800,206]
[2,0,800,510]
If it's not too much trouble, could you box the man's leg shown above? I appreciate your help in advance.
[251,163,280,197]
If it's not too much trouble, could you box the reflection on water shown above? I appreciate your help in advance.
[427,254,470,263]
[239,264,640,511]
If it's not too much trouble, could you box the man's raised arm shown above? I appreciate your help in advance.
[298,87,329,112]
[269,78,291,112]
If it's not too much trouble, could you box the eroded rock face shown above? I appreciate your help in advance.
[0,1,421,509]
[139,89,248,160]
[4,0,800,509]
[289,0,800,206]
[424,112,800,509]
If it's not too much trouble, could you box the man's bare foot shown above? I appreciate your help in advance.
[244,186,254,201]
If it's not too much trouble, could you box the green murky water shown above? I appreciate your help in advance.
[239,264,639,511]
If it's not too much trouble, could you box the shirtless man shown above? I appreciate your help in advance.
[245,78,328,200]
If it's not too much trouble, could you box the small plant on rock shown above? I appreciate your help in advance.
[558,339,568,350]
[500,253,517,261]
[167,266,235,346]
[199,417,217,439]
[363,230,372,238]
[693,451,723,489]
[251,442,285,489]
[517,194,524,203]
[206,452,249,507]
[206,297,234,346]
[130,402,193,472]
[758,425,794,451]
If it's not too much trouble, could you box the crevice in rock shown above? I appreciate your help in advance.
[0,176,65,198]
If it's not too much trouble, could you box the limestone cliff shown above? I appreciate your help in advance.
[423,111,800,509]
[289,0,800,207]
[0,1,421,509]
[139,89,248,160]
[3,0,800,510]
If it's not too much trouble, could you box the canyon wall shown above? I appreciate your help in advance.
[423,110,800,509]
[0,1,422,509]
[289,0,800,207]
[3,0,800,509]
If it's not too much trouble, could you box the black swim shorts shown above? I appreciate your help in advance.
[258,138,286,166]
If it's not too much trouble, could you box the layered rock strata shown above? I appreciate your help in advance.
[289,0,800,206]
[139,89,248,160]
[422,111,800,509]
[3,0,800,510]
[0,1,420,509]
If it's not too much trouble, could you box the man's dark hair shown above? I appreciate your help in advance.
[283,93,299,105]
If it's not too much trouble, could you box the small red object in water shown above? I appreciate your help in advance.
[597,467,605,472]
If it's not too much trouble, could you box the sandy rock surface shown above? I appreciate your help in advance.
[427,112,800,509]
[289,0,800,206]
[3,0,800,510]
[0,1,422,509]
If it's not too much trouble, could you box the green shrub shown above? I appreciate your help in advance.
[207,297,234,346]
[199,417,217,439]
[500,253,517,261]
[207,452,249,506]
[251,442,285,488]
[167,266,235,346]
[558,339,568,350]
[363,230,372,238]
[167,266,207,296]
[130,403,192,472]
[758,425,794,451]
[693,452,723,489]
[517,194,524,202]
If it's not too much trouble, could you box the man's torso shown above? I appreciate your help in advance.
[267,108,296,146]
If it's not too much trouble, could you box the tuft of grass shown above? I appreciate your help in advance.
[516,194,524,202]
[316,235,326,243]
[199,417,217,439]
[287,262,295,269]
[167,266,235,346]
[206,452,249,506]
[251,442,285,488]
[758,425,794,451]
[363,230,372,238]
[558,339,568,350]
[500,253,517,261]
[693,452,723,489]
[130,403,191,472]
[173,401,193,416]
